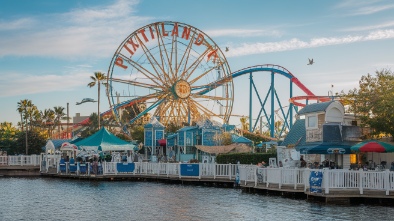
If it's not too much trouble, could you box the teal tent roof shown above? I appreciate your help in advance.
[231,134,253,144]
[73,127,135,152]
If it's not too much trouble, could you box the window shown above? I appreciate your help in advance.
[307,116,317,128]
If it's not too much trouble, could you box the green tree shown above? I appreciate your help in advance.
[80,113,99,138]
[14,130,46,155]
[54,106,66,138]
[240,116,249,131]
[16,99,37,154]
[88,72,107,129]
[165,122,182,134]
[130,125,144,143]
[41,108,55,139]
[0,122,18,152]
[343,69,394,138]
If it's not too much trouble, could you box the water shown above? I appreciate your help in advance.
[0,177,393,221]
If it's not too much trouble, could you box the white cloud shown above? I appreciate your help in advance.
[351,4,394,15]
[0,18,36,31]
[0,0,151,58]
[227,29,394,57]
[334,0,380,9]
[334,0,394,16]
[0,70,91,97]
[206,29,282,38]
[343,21,394,31]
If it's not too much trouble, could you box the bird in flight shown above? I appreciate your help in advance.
[307,58,314,65]
[225,47,229,52]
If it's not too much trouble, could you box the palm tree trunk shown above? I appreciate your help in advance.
[20,113,24,131]
[98,82,101,129]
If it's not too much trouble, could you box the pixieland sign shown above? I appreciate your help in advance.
[114,22,221,70]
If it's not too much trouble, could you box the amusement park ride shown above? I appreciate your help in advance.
[81,21,333,140]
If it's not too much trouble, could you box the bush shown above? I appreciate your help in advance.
[105,154,112,162]
[216,152,276,165]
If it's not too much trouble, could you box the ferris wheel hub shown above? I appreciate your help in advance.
[173,79,191,99]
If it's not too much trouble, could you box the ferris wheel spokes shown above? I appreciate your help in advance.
[118,54,165,87]
[135,35,173,85]
[183,47,211,81]
[110,78,162,91]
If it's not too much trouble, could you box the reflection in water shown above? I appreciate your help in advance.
[0,178,393,221]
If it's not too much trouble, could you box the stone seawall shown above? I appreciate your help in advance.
[0,166,41,177]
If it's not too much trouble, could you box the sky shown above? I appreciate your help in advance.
[1,0,394,128]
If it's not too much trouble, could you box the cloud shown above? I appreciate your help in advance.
[0,69,91,97]
[343,21,394,31]
[0,0,151,58]
[205,29,282,38]
[227,29,394,57]
[334,0,394,16]
[350,4,394,15]
[0,18,37,31]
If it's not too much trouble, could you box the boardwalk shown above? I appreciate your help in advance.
[2,154,394,203]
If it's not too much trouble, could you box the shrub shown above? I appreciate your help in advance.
[216,152,276,165]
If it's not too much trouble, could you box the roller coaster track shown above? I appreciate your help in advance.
[94,64,330,139]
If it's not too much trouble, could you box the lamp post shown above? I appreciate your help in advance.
[25,124,28,155]
[67,102,69,139]
[25,106,31,155]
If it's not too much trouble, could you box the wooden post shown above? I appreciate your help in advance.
[324,169,329,194]
[385,170,390,195]
[359,170,364,195]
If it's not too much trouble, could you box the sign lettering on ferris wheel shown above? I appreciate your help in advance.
[115,22,219,70]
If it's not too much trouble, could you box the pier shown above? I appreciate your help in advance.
[2,154,394,204]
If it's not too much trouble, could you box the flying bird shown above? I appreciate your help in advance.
[225,47,229,52]
[307,58,314,65]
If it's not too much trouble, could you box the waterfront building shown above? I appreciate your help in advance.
[281,101,362,169]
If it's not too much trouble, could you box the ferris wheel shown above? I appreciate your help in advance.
[106,21,234,127]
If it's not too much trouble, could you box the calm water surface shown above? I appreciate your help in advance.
[0,177,393,221]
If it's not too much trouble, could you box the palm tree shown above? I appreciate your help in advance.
[16,99,34,154]
[88,72,107,129]
[17,99,30,131]
[54,106,66,139]
[42,108,55,139]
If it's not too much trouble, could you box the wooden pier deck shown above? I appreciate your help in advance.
[3,158,394,205]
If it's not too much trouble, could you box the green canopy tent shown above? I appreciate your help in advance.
[73,127,136,152]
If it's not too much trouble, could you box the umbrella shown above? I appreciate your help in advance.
[350,140,394,153]
[350,140,394,167]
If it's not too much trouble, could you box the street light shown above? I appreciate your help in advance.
[25,106,31,155]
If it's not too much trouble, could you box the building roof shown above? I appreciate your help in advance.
[195,143,252,155]
[231,134,253,144]
[281,119,306,146]
[144,117,165,129]
[177,126,199,132]
[297,101,334,115]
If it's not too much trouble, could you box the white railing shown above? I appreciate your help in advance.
[240,167,394,196]
[0,155,41,166]
[38,157,394,196]
[46,160,239,181]
[0,156,7,165]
